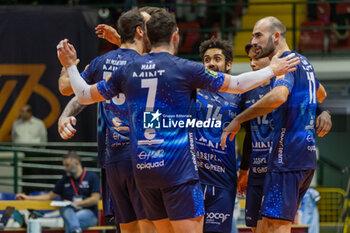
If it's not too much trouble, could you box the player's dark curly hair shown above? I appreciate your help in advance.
[146,10,177,46]
[199,38,234,64]
[117,8,145,44]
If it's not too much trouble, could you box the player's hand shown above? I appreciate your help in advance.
[95,24,121,47]
[57,39,78,68]
[269,51,300,76]
[58,116,77,140]
[237,169,248,197]
[16,193,29,200]
[316,111,332,137]
[221,118,241,150]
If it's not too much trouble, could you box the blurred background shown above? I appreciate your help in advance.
[0,0,349,232]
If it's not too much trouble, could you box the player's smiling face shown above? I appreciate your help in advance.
[251,21,275,58]
[203,48,226,73]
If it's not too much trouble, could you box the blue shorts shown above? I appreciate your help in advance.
[105,160,146,223]
[202,184,235,233]
[245,183,263,227]
[101,168,114,217]
[138,180,205,221]
[261,170,314,221]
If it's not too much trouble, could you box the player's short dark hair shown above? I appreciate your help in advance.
[266,16,286,38]
[199,38,233,64]
[63,151,81,163]
[146,10,177,46]
[139,6,166,15]
[117,8,145,44]
[245,43,253,55]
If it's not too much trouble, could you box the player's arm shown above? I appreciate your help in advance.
[219,51,299,94]
[57,39,106,104]
[221,85,290,149]
[317,83,327,103]
[58,59,80,96]
[315,102,332,137]
[58,96,86,140]
[95,24,121,47]
[237,122,251,197]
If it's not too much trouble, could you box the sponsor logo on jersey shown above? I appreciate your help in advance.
[252,157,267,165]
[144,110,162,129]
[206,212,231,223]
[306,134,314,142]
[197,160,226,173]
[252,141,271,149]
[143,110,221,129]
[252,166,267,174]
[136,160,165,170]
[307,146,316,151]
[205,67,218,78]
[278,128,286,164]
[137,149,165,160]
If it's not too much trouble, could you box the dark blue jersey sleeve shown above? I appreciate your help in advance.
[97,68,123,100]
[188,61,225,92]
[80,58,99,85]
[274,72,294,93]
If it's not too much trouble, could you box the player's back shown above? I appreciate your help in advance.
[81,48,141,164]
[270,51,319,172]
[116,52,225,188]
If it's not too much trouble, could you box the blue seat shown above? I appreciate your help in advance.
[0,192,16,200]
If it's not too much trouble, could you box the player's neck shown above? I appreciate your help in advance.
[120,42,143,55]
[150,44,175,55]
[273,42,291,57]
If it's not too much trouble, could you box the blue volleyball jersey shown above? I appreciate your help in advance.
[269,51,319,172]
[96,102,106,168]
[81,48,140,164]
[195,90,241,192]
[97,52,225,188]
[241,83,274,184]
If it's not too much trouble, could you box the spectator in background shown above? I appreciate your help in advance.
[176,0,206,22]
[16,151,100,233]
[298,188,321,233]
[12,104,47,144]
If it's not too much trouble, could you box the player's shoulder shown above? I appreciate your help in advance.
[174,55,200,67]
[284,51,312,68]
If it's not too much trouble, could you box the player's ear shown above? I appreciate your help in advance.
[273,31,280,43]
[226,60,233,72]
[172,27,179,43]
[136,26,144,38]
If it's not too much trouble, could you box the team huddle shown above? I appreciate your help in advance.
[57,6,332,233]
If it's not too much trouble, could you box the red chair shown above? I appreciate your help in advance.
[336,2,350,15]
[299,20,325,53]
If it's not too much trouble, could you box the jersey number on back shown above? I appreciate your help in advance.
[306,72,316,104]
[142,78,158,111]
[103,71,126,105]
